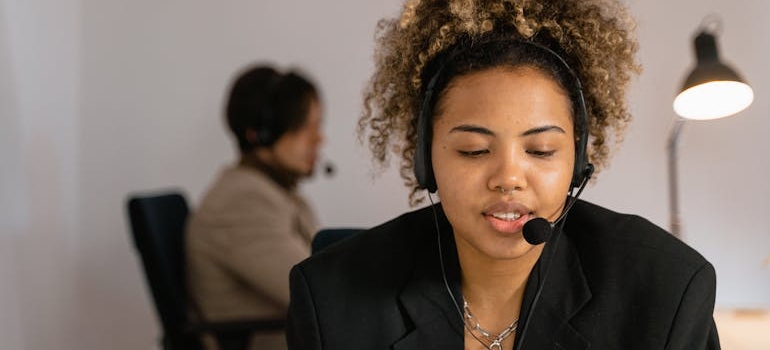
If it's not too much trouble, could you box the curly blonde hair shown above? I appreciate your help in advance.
[358,0,641,205]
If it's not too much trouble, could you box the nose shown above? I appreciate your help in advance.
[487,151,527,194]
[313,126,324,146]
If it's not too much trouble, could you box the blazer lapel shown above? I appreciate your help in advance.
[394,206,464,350]
[518,233,592,349]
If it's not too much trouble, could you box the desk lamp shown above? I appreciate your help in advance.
[668,16,753,238]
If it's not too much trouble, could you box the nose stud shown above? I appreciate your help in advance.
[496,186,515,194]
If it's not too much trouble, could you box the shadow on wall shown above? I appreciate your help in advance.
[1,3,26,347]
[0,0,25,232]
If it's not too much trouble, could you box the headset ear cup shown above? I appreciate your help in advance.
[414,89,438,193]
[571,82,590,188]
[257,125,273,147]
[413,134,437,193]
[571,141,587,188]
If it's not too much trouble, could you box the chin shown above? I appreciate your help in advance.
[290,162,313,176]
[299,167,316,178]
[481,238,537,260]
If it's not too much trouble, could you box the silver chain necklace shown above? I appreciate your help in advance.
[463,301,519,350]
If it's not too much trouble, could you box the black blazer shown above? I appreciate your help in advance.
[287,200,720,349]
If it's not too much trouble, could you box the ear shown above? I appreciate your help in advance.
[245,128,259,145]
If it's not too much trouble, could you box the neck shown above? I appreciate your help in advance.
[458,244,543,309]
[239,152,299,190]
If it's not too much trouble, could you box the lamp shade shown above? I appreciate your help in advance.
[673,31,754,120]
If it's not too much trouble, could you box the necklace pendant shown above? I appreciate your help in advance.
[489,340,503,350]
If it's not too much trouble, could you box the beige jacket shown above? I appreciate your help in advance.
[186,165,317,348]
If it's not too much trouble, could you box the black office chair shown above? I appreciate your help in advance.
[127,191,284,350]
[311,228,364,254]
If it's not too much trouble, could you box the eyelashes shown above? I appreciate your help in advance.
[526,149,556,158]
[458,150,489,157]
[457,149,556,158]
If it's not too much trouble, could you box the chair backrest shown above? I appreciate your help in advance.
[311,228,364,254]
[127,192,190,335]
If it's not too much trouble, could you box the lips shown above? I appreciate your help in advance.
[482,201,532,234]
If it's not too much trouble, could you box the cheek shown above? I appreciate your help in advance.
[284,136,307,156]
[431,146,480,198]
[533,171,570,196]
[297,133,317,153]
[275,138,305,165]
[530,162,575,219]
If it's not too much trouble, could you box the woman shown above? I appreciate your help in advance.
[288,1,720,349]
[187,65,323,349]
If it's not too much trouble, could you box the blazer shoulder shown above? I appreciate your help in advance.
[194,166,297,219]
[566,200,710,271]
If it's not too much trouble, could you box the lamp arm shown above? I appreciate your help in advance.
[667,117,686,238]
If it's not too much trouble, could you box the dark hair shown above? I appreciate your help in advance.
[225,65,318,153]
[358,0,640,205]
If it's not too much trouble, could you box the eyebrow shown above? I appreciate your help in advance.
[448,124,566,137]
[449,124,495,135]
[520,125,566,136]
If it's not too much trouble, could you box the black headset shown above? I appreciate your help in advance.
[413,39,592,193]
[251,75,285,147]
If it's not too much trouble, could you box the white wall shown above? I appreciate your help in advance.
[1,0,82,348]
[1,0,768,348]
[0,2,24,348]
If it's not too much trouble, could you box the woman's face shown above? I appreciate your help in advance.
[431,66,575,261]
[270,98,324,176]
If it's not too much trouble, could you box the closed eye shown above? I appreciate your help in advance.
[527,149,556,158]
[458,150,489,157]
